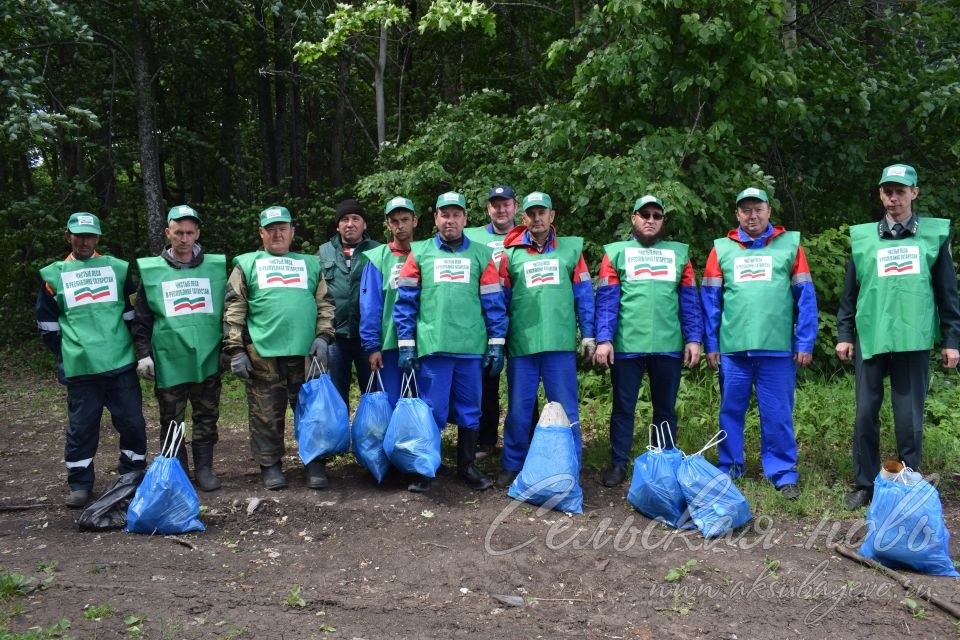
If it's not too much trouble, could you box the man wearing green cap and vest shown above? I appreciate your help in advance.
[132,205,226,491]
[594,195,703,487]
[464,185,519,458]
[495,191,595,488]
[359,196,419,406]
[393,191,509,492]
[36,212,148,508]
[701,187,818,500]
[224,206,336,490]
[837,164,960,510]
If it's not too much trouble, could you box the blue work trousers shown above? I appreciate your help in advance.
[328,336,372,411]
[376,348,403,408]
[419,356,482,431]
[609,355,681,468]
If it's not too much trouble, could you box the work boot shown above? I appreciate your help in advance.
[844,488,871,510]
[407,475,433,493]
[475,443,496,461]
[601,465,627,487]
[457,427,493,491]
[192,442,222,492]
[305,459,329,490]
[496,469,518,489]
[260,462,288,490]
[65,489,91,509]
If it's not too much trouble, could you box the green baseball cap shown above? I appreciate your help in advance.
[735,187,769,205]
[259,205,292,226]
[878,164,917,186]
[167,204,200,223]
[385,196,416,216]
[66,212,101,235]
[435,191,466,210]
[522,191,553,210]
[633,195,664,212]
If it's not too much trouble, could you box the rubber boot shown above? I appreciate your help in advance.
[305,458,329,489]
[260,462,288,490]
[407,475,433,493]
[457,427,493,491]
[192,442,222,492]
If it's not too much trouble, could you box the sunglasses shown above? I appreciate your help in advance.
[634,211,665,221]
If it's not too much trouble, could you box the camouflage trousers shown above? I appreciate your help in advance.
[156,373,222,449]
[245,355,306,466]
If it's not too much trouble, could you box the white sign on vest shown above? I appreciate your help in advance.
[255,257,308,289]
[733,255,773,283]
[161,277,214,316]
[61,267,119,308]
[522,258,561,287]
[624,247,676,282]
[433,257,472,284]
[876,245,921,277]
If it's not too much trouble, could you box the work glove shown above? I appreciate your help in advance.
[231,352,253,382]
[308,336,329,369]
[579,337,597,361]
[398,345,419,374]
[483,343,505,378]
[136,356,155,381]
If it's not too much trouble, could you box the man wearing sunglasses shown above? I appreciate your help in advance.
[593,195,703,487]
[701,187,818,500]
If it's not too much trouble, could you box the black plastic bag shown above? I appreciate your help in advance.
[78,470,145,532]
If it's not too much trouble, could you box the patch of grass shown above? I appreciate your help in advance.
[664,559,697,583]
[83,604,115,621]
[1,618,71,639]
[283,584,306,609]
[0,572,35,600]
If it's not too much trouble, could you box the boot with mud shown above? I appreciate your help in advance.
[457,427,493,491]
[192,442,222,491]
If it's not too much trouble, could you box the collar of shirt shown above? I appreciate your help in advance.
[434,233,469,253]
[523,227,555,254]
[879,213,918,239]
[388,241,411,255]
[737,223,774,249]
[485,223,508,236]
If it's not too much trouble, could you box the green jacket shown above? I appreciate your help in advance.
[317,233,381,338]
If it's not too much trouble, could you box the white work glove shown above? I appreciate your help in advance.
[308,337,329,369]
[579,337,597,361]
[137,356,155,380]
[231,352,253,382]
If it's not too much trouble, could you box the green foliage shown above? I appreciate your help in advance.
[284,584,306,609]
[0,618,71,640]
[82,604,114,621]
[664,559,697,583]
[0,572,34,600]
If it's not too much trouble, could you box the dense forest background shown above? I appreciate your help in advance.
[3,0,959,366]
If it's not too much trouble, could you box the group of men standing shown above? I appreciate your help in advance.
[37,163,959,513]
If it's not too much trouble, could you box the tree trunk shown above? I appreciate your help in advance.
[132,0,165,254]
[273,12,290,187]
[291,71,307,197]
[375,23,387,151]
[863,0,889,64]
[255,1,277,187]
[218,60,240,201]
[782,0,797,53]
[329,54,348,188]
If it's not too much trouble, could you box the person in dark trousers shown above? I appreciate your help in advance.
[132,205,226,492]
[318,198,381,408]
[36,212,148,508]
[836,163,960,510]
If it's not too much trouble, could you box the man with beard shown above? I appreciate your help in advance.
[593,195,703,487]
[393,191,508,492]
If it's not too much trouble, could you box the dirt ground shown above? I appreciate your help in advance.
[2,357,960,639]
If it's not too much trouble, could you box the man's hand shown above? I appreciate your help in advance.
[593,342,614,368]
[835,342,854,361]
[578,337,597,362]
[794,351,813,368]
[231,352,253,382]
[308,337,329,368]
[136,356,155,380]
[683,342,701,368]
[942,348,960,369]
[398,346,419,374]
[483,343,505,378]
[368,351,383,371]
[706,352,721,370]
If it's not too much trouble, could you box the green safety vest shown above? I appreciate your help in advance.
[714,231,800,353]
[39,255,135,378]
[503,237,583,357]
[411,237,494,356]
[464,226,507,268]
[362,244,407,352]
[137,254,226,388]
[604,240,689,353]
[850,218,948,359]
[233,250,320,357]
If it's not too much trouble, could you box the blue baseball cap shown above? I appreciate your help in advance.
[487,185,515,201]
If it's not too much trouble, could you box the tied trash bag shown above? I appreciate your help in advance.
[677,431,751,538]
[78,470,145,532]
[352,371,393,483]
[382,372,441,477]
[126,422,204,534]
[859,461,959,577]
[295,358,350,464]
[627,422,694,530]
[508,402,584,514]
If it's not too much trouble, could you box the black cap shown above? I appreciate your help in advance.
[335,198,367,224]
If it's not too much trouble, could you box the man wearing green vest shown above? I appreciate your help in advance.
[317,199,381,408]
[836,164,960,509]
[593,195,704,487]
[495,191,595,488]
[224,206,336,490]
[36,212,148,508]
[393,191,509,492]
[132,205,226,491]
[464,185,518,457]
[701,187,818,500]
[359,196,419,407]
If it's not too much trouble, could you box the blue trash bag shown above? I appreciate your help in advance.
[627,423,694,529]
[508,423,583,514]
[383,391,441,478]
[859,470,959,577]
[677,433,751,538]
[126,423,204,535]
[294,364,350,464]
[352,372,393,483]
